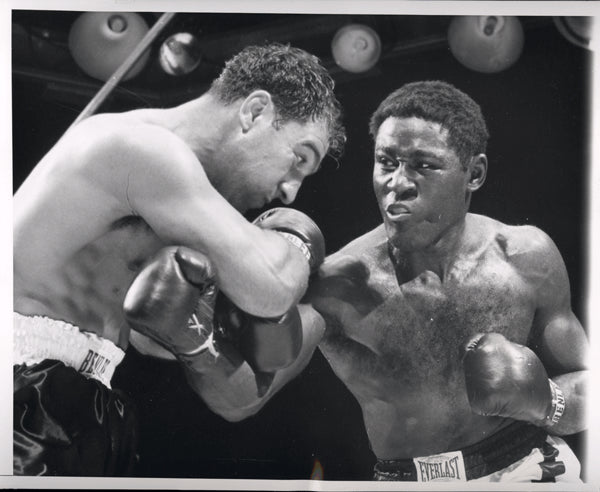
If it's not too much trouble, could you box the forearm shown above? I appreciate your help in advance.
[207,228,310,317]
[181,354,270,422]
[181,303,324,421]
[128,331,257,421]
[542,370,588,435]
[124,142,316,318]
[205,207,326,318]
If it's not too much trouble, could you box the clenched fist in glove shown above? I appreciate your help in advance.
[462,332,565,426]
[123,246,219,366]
[254,207,325,274]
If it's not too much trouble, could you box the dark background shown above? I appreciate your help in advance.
[12,11,591,480]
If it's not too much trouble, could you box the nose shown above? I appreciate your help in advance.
[278,180,301,205]
[389,165,417,200]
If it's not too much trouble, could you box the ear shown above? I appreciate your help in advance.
[239,90,274,131]
[466,153,487,192]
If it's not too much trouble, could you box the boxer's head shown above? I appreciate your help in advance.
[369,81,488,252]
[211,43,345,158]
[369,80,489,167]
[208,43,345,211]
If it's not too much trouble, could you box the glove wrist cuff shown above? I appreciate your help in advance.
[278,231,312,264]
[544,378,566,426]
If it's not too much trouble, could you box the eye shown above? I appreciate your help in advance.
[375,153,396,170]
[415,160,436,171]
[294,153,320,177]
[294,152,312,170]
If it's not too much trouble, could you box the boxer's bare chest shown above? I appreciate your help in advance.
[18,216,165,346]
[71,216,163,298]
[315,244,536,394]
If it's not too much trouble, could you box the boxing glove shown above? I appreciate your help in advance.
[254,208,326,273]
[123,246,218,358]
[216,295,303,371]
[215,295,303,396]
[462,332,564,425]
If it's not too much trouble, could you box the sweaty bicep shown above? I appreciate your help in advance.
[533,311,588,376]
[525,228,589,375]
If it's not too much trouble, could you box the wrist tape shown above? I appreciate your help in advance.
[546,379,566,426]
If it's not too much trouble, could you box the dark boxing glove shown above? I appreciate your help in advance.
[254,208,325,273]
[462,332,565,426]
[215,295,303,396]
[123,246,219,362]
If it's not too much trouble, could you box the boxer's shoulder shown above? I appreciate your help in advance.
[467,214,552,261]
[57,115,201,202]
[468,214,565,292]
[307,226,387,319]
[63,113,186,166]
[315,225,385,281]
[495,222,559,272]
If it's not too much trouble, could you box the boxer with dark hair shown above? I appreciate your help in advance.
[162,80,587,483]
[13,43,344,476]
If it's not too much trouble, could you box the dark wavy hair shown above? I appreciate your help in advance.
[369,81,489,166]
[210,43,346,159]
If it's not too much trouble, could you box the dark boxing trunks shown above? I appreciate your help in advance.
[374,421,566,482]
[14,360,138,476]
[13,314,137,476]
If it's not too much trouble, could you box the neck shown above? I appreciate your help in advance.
[389,216,470,282]
[165,94,237,173]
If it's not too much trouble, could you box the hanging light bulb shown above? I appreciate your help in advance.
[159,32,202,76]
[448,16,524,73]
[68,12,151,81]
[331,24,381,73]
[554,17,595,51]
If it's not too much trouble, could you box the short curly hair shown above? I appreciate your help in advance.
[210,43,346,159]
[369,81,489,166]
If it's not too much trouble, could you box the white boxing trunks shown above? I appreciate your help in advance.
[13,312,125,388]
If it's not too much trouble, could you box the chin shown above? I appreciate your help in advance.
[231,193,253,212]
[385,222,428,253]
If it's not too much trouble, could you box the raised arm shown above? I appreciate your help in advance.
[74,116,320,317]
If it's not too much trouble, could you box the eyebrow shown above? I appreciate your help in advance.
[375,146,443,160]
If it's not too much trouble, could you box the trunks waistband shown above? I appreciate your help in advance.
[13,312,125,389]
[374,420,548,481]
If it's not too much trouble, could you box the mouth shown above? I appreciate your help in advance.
[385,203,411,221]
